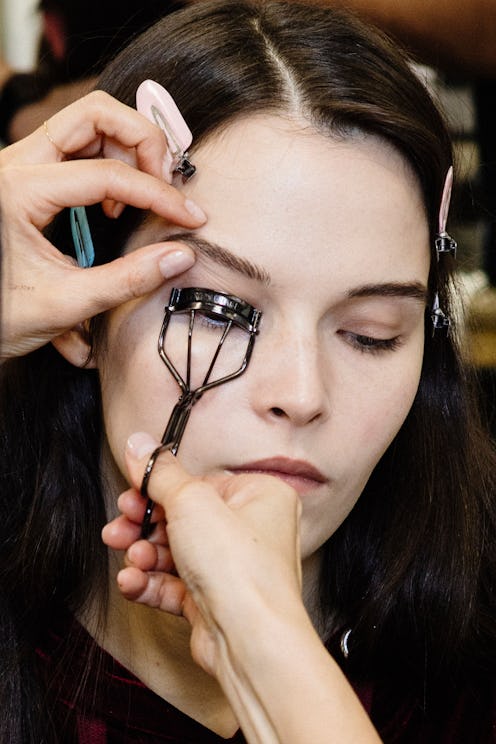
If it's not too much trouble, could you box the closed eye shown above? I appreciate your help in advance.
[338,330,403,354]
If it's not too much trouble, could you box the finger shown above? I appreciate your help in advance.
[102,514,141,550]
[7,91,170,180]
[117,488,165,524]
[102,510,167,550]
[125,540,175,573]
[124,433,296,538]
[74,242,198,317]
[96,136,138,168]
[9,159,206,230]
[117,566,186,614]
[124,432,194,500]
[17,240,196,332]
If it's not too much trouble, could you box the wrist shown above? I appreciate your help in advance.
[213,598,380,743]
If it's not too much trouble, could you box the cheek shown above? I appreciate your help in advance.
[338,343,424,493]
[163,317,251,390]
[300,357,423,558]
[98,308,182,475]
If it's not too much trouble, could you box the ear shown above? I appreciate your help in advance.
[51,323,97,369]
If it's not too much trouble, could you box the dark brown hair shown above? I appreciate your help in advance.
[1,2,495,740]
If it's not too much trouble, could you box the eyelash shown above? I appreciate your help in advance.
[339,331,402,354]
[198,313,402,354]
[196,311,228,330]
[182,296,402,352]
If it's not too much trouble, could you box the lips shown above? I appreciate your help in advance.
[227,457,327,494]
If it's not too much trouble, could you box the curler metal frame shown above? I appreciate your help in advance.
[140,287,261,537]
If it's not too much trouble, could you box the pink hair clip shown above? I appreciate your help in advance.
[136,79,196,183]
[435,166,457,259]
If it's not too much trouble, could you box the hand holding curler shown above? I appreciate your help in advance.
[102,433,380,744]
[0,90,206,359]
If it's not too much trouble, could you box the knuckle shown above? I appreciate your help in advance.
[101,158,127,178]
[84,89,113,111]
[99,159,131,191]
[125,262,149,299]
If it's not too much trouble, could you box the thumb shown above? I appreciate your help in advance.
[124,431,193,503]
[71,242,195,317]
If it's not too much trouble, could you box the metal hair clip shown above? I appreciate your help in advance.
[340,628,352,659]
[431,292,450,336]
[136,79,196,182]
[70,206,95,268]
[140,287,262,537]
[435,166,457,260]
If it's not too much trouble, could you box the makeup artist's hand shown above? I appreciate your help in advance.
[102,432,381,744]
[0,91,206,359]
[103,432,303,669]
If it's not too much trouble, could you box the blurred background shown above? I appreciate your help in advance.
[0,0,40,70]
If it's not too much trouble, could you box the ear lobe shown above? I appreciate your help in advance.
[51,323,97,369]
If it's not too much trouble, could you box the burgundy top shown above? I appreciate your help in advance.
[36,615,246,743]
[36,614,496,743]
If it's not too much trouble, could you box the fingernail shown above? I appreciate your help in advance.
[126,431,159,460]
[162,152,174,183]
[159,249,195,279]
[112,201,125,219]
[103,199,125,219]
[184,198,207,222]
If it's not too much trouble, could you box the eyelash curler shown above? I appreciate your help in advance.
[67,82,261,535]
[140,287,262,537]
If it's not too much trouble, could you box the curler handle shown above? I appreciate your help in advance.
[160,396,196,454]
[140,396,196,538]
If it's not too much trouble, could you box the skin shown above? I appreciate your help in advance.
[0,91,206,359]
[97,115,429,557]
[61,114,430,736]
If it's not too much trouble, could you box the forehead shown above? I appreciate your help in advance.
[137,114,429,287]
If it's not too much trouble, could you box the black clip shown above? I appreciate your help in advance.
[435,232,457,260]
[431,293,450,336]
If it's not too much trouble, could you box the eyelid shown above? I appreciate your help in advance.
[336,295,426,320]
[338,330,403,354]
[334,302,423,337]
[338,320,403,339]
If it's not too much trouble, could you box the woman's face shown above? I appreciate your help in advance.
[98,115,430,560]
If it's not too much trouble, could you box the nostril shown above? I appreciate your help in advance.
[271,407,285,417]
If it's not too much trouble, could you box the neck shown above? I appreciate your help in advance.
[82,549,239,738]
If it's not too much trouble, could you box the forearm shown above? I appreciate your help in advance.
[323,0,496,76]
[215,599,381,744]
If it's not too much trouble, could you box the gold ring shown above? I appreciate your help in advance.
[43,120,66,157]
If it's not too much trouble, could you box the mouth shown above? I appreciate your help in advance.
[227,457,328,495]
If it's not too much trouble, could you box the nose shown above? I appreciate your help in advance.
[249,324,329,428]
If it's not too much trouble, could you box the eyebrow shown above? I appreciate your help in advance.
[347,282,428,304]
[167,232,271,286]
[167,231,427,304]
